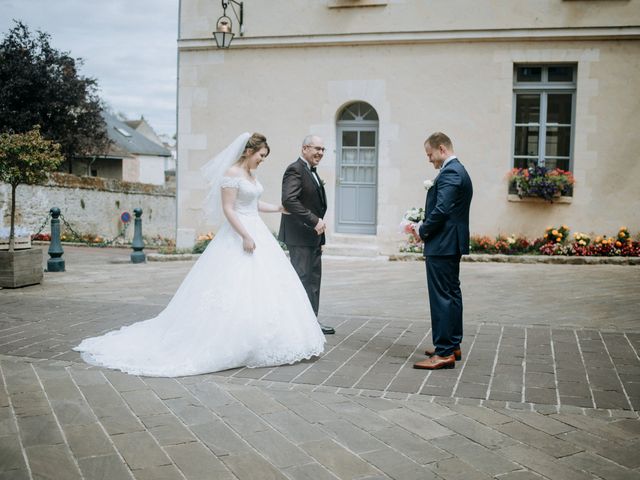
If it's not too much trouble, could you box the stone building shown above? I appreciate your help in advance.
[176,0,640,253]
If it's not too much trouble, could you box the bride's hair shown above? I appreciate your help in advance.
[239,133,270,162]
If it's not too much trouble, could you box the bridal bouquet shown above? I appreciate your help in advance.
[399,207,425,238]
[399,207,424,253]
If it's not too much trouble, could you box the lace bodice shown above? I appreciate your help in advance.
[221,176,263,215]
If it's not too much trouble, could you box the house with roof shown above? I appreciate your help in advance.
[64,112,172,186]
[125,116,177,175]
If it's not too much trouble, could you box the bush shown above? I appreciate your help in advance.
[543,225,570,244]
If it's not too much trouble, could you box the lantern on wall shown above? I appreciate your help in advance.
[213,0,243,49]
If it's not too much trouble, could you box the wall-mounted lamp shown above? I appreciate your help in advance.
[213,0,244,48]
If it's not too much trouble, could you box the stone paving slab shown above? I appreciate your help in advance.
[2,317,637,411]
[0,246,639,479]
[1,355,640,480]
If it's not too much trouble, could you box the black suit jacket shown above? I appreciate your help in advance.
[278,158,327,247]
[418,158,473,257]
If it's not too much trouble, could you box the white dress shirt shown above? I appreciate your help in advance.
[441,155,457,170]
[301,157,321,186]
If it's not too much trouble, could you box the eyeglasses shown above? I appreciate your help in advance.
[304,145,325,153]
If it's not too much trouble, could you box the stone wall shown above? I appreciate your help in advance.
[0,173,176,241]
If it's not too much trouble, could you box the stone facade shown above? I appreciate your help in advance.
[176,0,640,252]
[0,173,176,241]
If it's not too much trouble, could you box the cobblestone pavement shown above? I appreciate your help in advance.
[0,246,639,479]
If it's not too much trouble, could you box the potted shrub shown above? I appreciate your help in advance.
[507,166,575,202]
[0,127,63,287]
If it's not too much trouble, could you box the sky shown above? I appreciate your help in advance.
[0,0,179,137]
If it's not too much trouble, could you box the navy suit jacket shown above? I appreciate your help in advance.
[418,158,473,257]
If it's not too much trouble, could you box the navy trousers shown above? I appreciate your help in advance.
[426,255,463,357]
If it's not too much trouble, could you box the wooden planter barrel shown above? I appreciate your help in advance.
[0,235,31,250]
[0,248,43,288]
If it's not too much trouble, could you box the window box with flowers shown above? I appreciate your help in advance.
[507,166,575,203]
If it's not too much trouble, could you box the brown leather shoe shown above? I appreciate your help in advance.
[413,355,456,370]
[424,347,461,361]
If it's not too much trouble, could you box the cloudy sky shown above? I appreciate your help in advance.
[0,0,179,137]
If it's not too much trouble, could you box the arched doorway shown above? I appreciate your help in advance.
[335,102,379,234]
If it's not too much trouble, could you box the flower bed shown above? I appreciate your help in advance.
[469,234,546,255]
[471,226,639,257]
[31,231,176,249]
[192,232,214,254]
[398,222,640,257]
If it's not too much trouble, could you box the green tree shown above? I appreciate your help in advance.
[0,127,63,250]
[0,21,109,168]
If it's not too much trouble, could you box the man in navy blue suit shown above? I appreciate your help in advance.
[413,132,473,370]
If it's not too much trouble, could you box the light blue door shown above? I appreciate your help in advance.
[336,102,379,234]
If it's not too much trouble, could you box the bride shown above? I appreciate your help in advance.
[74,133,326,377]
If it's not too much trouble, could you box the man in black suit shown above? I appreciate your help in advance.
[413,132,473,370]
[279,135,335,335]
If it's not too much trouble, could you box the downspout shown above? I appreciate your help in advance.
[87,155,97,176]
[175,0,181,243]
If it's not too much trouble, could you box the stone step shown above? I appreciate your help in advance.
[322,243,380,257]
[326,233,378,246]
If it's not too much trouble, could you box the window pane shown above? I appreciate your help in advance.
[514,126,539,156]
[342,166,357,182]
[548,65,574,82]
[545,126,571,157]
[339,105,357,121]
[342,131,357,147]
[557,158,570,171]
[362,166,375,183]
[547,94,572,124]
[514,158,537,169]
[360,148,376,164]
[360,131,375,147]
[515,94,540,123]
[362,109,379,120]
[544,158,570,171]
[516,66,541,82]
[342,149,357,164]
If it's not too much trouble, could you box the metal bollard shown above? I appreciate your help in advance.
[47,207,65,272]
[130,208,146,264]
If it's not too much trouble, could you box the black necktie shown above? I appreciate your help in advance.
[309,166,320,183]
[309,166,325,205]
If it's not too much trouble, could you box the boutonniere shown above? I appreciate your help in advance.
[320,179,326,187]
[423,179,434,191]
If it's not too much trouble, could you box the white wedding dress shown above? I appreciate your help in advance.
[74,176,326,377]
